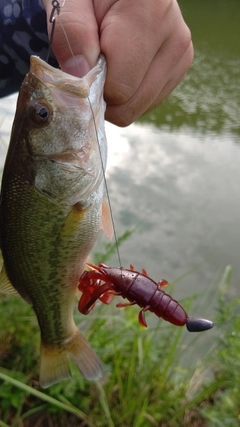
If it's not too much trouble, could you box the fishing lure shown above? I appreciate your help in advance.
[78,263,214,332]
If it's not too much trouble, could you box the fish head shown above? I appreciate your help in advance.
[11,55,107,205]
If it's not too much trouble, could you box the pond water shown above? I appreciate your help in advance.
[0,0,239,328]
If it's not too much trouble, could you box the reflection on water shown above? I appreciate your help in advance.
[104,123,240,304]
[148,51,240,133]
[0,0,239,327]
[141,0,240,135]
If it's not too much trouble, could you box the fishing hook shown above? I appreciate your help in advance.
[49,0,61,23]
[46,0,61,63]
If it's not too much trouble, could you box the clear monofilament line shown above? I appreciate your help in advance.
[46,0,122,268]
[88,100,122,268]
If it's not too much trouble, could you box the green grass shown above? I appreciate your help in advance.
[0,264,239,426]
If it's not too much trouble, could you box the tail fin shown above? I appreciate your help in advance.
[39,327,102,388]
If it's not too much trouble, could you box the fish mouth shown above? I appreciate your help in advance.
[29,55,106,99]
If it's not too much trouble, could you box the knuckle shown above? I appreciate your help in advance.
[105,81,134,106]
[175,25,193,58]
[167,25,194,73]
[105,106,134,127]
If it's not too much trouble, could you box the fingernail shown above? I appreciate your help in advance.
[61,55,91,78]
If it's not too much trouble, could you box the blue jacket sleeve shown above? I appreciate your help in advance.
[0,0,58,97]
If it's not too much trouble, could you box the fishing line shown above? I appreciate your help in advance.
[47,0,122,267]
[88,101,123,268]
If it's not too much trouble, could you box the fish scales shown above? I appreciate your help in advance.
[0,55,108,387]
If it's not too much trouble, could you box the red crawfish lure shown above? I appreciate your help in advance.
[78,263,214,332]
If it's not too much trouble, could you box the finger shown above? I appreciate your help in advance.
[105,35,193,126]
[97,0,171,105]
[94,0,193,125]
[43,0,100,76]
[145,42,194,113]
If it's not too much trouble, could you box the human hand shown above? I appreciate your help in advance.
[43,0,193,127]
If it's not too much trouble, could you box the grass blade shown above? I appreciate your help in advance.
[95,382,114,427]
[0,370,89,423]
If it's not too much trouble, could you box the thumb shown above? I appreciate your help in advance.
[43,0,100,77]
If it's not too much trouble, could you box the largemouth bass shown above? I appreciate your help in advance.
[0,55,110,388]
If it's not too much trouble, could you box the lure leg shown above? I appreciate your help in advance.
[142,268,148,276]
[99,289,122,305]
[158,279,169,289]
[138,305,151,328]
[116,300,137,309]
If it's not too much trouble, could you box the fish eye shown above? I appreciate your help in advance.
[38,106,48,119]
[28,100,52,125]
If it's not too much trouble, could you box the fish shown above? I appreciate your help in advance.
[0,54,112,388]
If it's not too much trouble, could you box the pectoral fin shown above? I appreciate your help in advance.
[0,264,20,297]
[101,198,113,240]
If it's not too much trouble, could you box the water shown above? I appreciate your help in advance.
[0,0,239,324]
[103,0,240,307]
